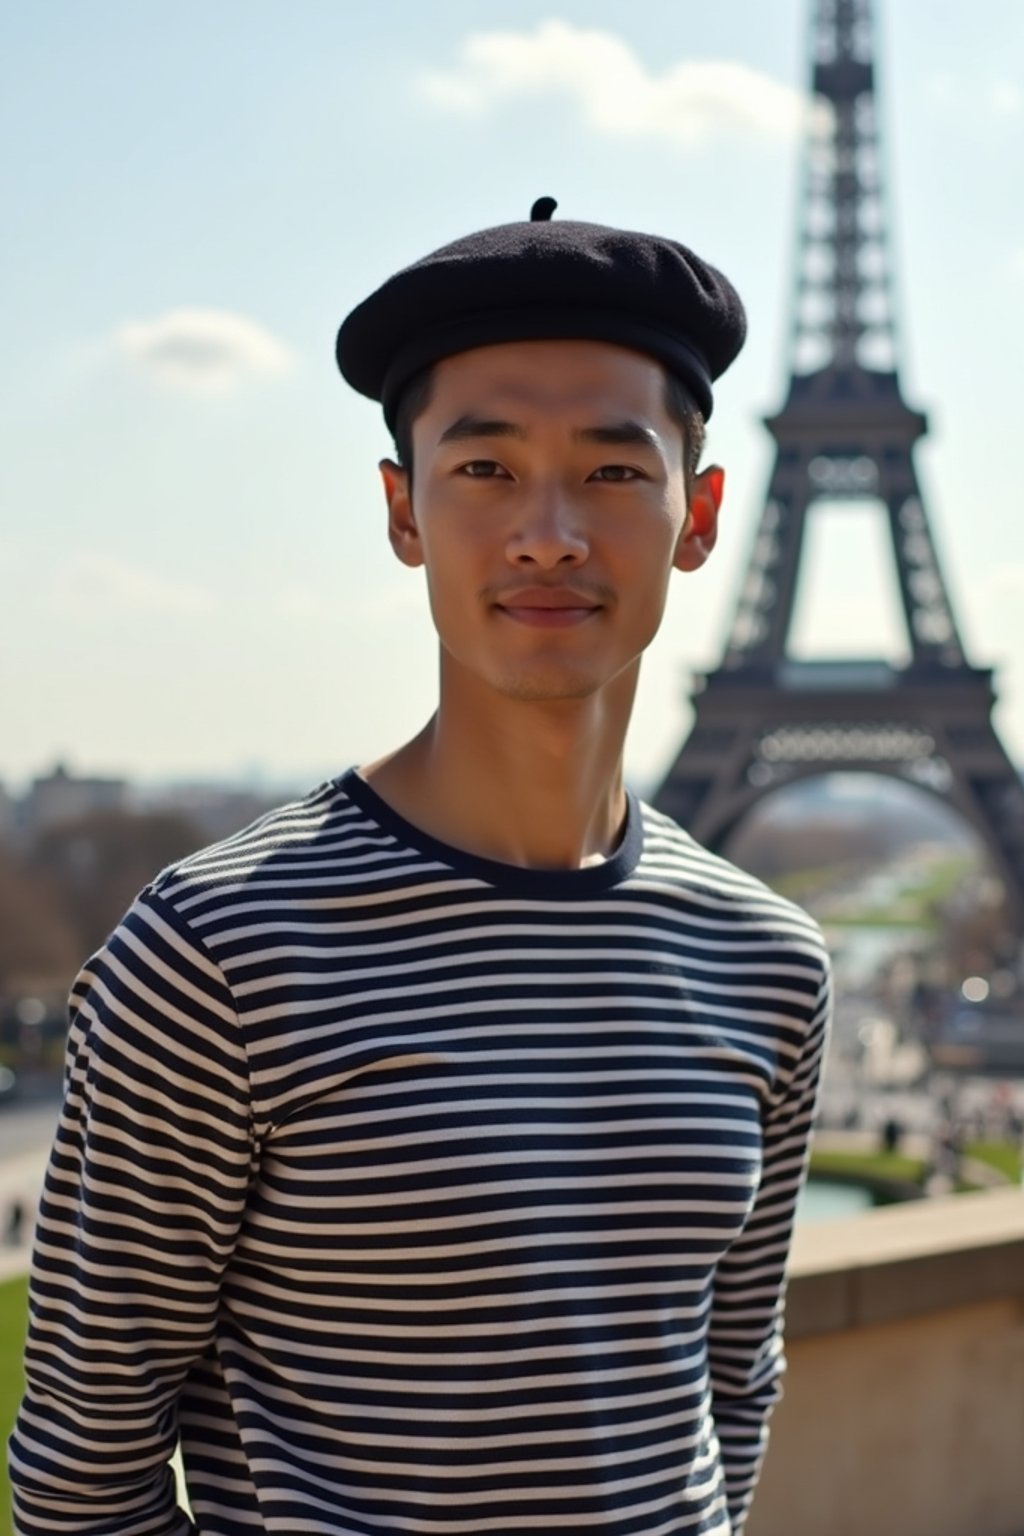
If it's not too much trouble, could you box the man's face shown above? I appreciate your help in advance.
[380,339,723,707]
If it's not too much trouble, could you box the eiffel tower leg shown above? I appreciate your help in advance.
[881,458,966,668]
[930,716,1024,932]
[722,454,812,669]
[654,692,759,845]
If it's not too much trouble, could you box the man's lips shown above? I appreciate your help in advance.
[493,587,603,628]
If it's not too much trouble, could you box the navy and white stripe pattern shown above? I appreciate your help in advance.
[11,770,830,1536]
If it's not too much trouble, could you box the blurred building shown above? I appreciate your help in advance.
[24,763,129,836]
[0,780,16,844]
[139,782,285,844]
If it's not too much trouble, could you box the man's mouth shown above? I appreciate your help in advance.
[493,587,603,628]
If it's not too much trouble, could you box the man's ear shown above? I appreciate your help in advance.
[674,465,724,573]
[380,459,423,568]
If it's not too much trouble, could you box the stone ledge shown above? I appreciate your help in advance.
[785,1186,1024,1337]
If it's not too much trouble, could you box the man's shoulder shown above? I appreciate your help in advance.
[147,773,363,912]
[637,799,828,960]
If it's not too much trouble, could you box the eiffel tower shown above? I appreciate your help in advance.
[655,0,1024,929]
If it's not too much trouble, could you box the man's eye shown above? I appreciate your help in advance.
[589,465,642,483]
[459,460,507,478]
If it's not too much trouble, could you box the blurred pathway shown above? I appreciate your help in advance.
[0,1096,60,1284]
[813,1126,1014,1193]
[0,1146,49,1282]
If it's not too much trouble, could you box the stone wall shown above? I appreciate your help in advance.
[747,1188,1024,1536]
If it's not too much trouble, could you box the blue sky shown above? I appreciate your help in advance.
[2,0,1023,794]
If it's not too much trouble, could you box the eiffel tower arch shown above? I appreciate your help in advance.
[654,0,1024,930]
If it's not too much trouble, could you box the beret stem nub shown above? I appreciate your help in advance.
[529,196,558,222]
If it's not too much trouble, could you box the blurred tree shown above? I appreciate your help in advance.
[0,851,80,998]
[933,875,1016,986]
[728,816,895,880]
[32,811,204,962]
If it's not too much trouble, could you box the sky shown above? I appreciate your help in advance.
[2,0,1023,797]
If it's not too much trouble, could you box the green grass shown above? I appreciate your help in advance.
[776,852,977,930]
[0,1274,29,1536]
[964,1140,1024,1183]
[820,905,926,931]
[810,1148,930,1188]
[769,862,869,904]
[811,1142,1022,1202]
[915,857,974,904]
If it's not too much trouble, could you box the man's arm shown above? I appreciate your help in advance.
[707,955,832,1536]
[8,890,254,1536]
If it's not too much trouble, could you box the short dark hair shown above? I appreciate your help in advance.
[392,368,437,476]
[392,364,706,490]
[663,373,707,489]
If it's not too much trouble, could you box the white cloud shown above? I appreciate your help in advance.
[421,20,817,148]
[115,308,294,392]
[51,554,215,618]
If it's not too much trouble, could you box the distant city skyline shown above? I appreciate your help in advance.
[3,755,1006,827]
[4,0,1023,796]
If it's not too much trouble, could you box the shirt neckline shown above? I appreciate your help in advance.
[336,767,644,897]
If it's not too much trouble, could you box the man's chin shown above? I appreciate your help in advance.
[493,669,604,704]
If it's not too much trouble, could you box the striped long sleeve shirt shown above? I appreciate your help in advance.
[10,770,831,1536]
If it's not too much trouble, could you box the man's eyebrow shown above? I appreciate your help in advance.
[437,416,662,449]
[573,421,661,449]
[437,416,526,444]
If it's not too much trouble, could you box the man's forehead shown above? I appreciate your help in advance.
[426,339,672,418]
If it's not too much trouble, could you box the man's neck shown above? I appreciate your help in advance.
[360,669,638,871]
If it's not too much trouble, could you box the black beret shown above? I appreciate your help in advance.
[336,199,746,428]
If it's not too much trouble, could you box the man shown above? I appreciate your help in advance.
[10,200,830,1536]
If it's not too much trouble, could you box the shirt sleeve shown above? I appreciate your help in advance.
[706,953,832,1536]
[7,889,255,1536]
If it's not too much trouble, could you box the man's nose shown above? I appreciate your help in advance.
[505,485,589,568]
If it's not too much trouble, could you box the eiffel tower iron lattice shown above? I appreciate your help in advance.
[654,0,1024,929]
